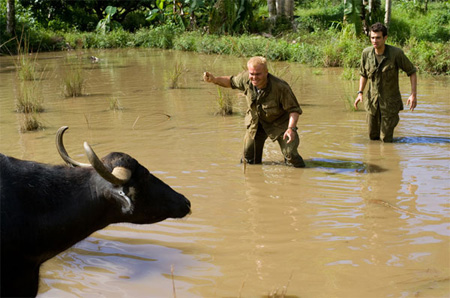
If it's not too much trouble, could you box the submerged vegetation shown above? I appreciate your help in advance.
[166,62,188,89]
[15,80,44,113]
[62,61,86,97]
[18,112,42,132]
[215,87,234,116]
[13,32,45,131]
[109,95,123,111]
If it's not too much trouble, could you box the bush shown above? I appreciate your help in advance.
[122,12,149,32]
[404,38,450,75]
[173,32,199,52]
[390,1,450,43]
[294,4,343,32]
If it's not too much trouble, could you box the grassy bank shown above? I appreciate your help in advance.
[1,3,448,75]
[60,26,449,75]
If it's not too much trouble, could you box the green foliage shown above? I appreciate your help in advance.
[295,4,343,32]
[122,12,149,32]
[404,38,450,75]
[135,24,181,48]
[269,16,294,36]
[208,0,256,35]
[1,0,448,76]
[173,31,200,51]
[389,1,450,43]
[96,6,122,34]
[63,29,134,49]
[343,0,363,35]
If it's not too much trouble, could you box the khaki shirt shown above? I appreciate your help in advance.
[230,71,302,140]
[360,44,416,116]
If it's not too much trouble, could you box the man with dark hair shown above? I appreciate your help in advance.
[354,22,417,142]
[203,56,305,167]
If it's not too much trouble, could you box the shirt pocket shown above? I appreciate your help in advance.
[382,63,396,80]
[261,101,282,118]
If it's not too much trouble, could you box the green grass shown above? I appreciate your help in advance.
[2,2,448,75]
[166,62,188,89]
[63,62,86,97]
[16,81,44,113]
[215,87,233,116]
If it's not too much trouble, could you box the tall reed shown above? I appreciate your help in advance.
[63,61,86,97]
[15,33,38,81]
[166,62,187,89]
[215,87,233,116]
[16,81,44,113]
[14,32,45,131]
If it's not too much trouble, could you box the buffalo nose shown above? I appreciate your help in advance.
[184,197,192,214]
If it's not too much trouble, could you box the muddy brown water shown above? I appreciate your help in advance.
[0,49,449,297]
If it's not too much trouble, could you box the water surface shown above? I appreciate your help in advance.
[0,49,449,297]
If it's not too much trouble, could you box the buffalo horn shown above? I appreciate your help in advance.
[56,126,91,167]
[83,142,129,186]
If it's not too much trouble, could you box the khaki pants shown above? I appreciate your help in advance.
[243,124,305,167]
[367,105,400,142]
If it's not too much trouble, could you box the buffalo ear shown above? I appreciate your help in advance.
[111,167,132,181]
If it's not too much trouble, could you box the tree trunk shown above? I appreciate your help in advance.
[6,0,15,35]
[384,0,391,30]
[276,0,285,16]
[284,0,294,19]
[268,0,277,18]
[268,0,294,19]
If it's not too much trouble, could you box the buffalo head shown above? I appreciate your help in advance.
[56,126,191,223]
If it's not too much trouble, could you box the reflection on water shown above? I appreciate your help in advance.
[305,158,387,173]
[0,49,449,297]
[395,136,450,144]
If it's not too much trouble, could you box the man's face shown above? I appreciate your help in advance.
[370,31,387,50]
[248,63,268,89]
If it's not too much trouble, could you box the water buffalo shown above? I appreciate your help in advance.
[0,126,191,297]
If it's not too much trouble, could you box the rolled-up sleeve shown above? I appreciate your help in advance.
[359,50,368,78]
[280,85,302,115]
[397,50,416,76]
[230,71,248,91]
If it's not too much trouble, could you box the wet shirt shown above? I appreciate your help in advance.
[230,71,302,140]
[360,44,416,116]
